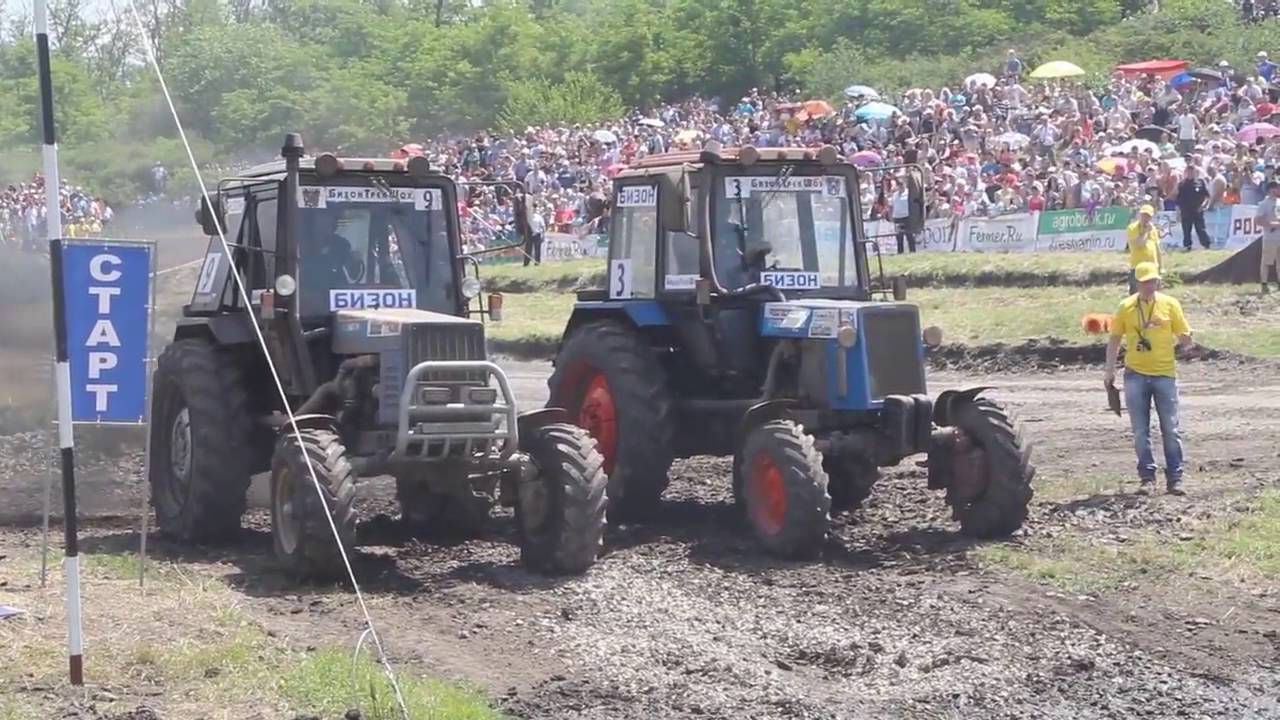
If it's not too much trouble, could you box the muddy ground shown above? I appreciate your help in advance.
[3,356,1280,719]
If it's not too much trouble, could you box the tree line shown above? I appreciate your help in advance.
[0,0,1273,201]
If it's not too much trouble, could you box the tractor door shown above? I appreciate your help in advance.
[607,182,659,300]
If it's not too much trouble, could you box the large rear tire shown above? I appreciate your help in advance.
[944,397,1035,538]
[735,420,831,559]
[517,424,609,574]
[148,339,252,543]
[548,321,673,519]
[270,428,357,580]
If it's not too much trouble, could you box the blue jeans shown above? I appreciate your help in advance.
[1124,370,1184,482]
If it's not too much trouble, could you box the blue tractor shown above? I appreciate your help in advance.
[547,145,1035,558]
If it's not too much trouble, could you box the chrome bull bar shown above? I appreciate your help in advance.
[395,360,519,461]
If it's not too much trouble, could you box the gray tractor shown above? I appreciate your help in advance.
[148,133,607,577]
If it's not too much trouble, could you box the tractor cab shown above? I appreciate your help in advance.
[549,144,1033,560]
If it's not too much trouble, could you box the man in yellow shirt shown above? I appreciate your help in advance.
[1104,261,1194,495]
[1125,204,1160,294]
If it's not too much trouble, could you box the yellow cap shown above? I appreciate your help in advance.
[1138,204,1155,216]
[1134,261,1160,282]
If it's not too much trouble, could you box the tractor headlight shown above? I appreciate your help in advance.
[274,274,297,297]
[923,325,944,348]
[468,387,498,404]
[417,385,452,404]
[461,276,482,299]
[837,324,857,348]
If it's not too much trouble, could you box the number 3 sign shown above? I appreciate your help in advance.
[609,259,633,299]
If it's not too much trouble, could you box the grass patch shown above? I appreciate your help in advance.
[0,542,496,719]
[980,491,1280,593]
[485,285,1280,359]
[476,250,1237,293]
[281,648,497,720]
[880,250,1231,287]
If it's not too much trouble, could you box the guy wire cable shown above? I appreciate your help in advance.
[118,1,410,716]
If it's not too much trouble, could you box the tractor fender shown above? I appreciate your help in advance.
[517,408,571,441]
[736,399,799,451]
[278,413,339,433]
[174,314,256,346]
[933,387,996,427]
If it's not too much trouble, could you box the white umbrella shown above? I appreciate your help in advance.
[965,73,997,89]
[1108,138,1161,156]
[593,129,618,143]
[993,131,1030,148]
[843,84,880,99]
[638,118,665,128]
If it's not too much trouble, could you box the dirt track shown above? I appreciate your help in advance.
[4,358,1280,719]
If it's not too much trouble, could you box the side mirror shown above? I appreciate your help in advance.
[196,195,225,237]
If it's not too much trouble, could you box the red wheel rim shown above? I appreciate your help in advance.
[749,451,787,537]
[578,372,617,473]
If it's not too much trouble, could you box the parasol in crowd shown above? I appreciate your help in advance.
[1237,122,1280,143]
[853,101,899,121]
[843,84,879,99]
[638,118,665,128]
[1135,125,1174,142]
[1108,138,1161,156]
[964,72,997,89]
[675,128,703,144]
[993,131,1030,148]
[604,163,629,177]
[390,143,425,159]
[850,150,882,167]
[1255,102,1277,119]
[1113,59,1188,78]
[803,99,835,117]
[1097,157,1129,175]
[1029,60,1086,79]
[593,129,618,144]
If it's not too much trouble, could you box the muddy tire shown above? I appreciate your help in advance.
[822,453,881,513]
[548,321,673,519]
[148,339,252,543]
[270,428,357,580]
[517,424,609,574]
[735,420,831,559]
[395,473,493,538]
[948,397,1035,538]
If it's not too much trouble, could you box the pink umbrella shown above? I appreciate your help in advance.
[850,150,882,167]
[390,143,425,159]
[1236,123,1280,143]
[604,163,628,177]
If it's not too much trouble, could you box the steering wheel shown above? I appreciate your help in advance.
[342,253,366,284]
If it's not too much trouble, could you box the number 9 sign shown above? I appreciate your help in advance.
[609,259,633,299]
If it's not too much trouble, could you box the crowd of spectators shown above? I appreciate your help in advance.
[0,175,112,251]
[409,47,1280,256]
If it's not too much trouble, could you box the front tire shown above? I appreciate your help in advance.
[735,420,831,559]
[270,428,357,580]
[941,397,1035,538]
[548,321,673,519]
[148,339,252,542]
[517,424,608,574]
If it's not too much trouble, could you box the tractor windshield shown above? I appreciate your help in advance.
[713,173,858,292]
[296,185,457,319]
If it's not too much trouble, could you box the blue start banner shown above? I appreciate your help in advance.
[60,240,153,424]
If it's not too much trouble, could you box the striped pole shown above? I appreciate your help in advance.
[36,0,84,687]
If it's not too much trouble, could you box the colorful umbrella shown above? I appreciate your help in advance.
[390,143,425,159]
[843,85,879,99]
[1097,157,1129,175]
[1169,72,1195,87]
[638,118,665,128]
[1114,60,1188,77]
[1237,123,1280,143]
[965,73,997,89]
[1029,60,1086,79]
[850,150,882,167]
[853,102,899,121]
[604,163,629,177]
[803,99,835,118]
[593,129,618,144]
[1255,102,1277,118]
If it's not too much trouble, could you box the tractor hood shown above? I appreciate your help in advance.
[332,307,483,355]
[760,299,915,340]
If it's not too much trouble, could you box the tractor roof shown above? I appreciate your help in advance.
[617,146,841,179]
[235,157,444,180]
